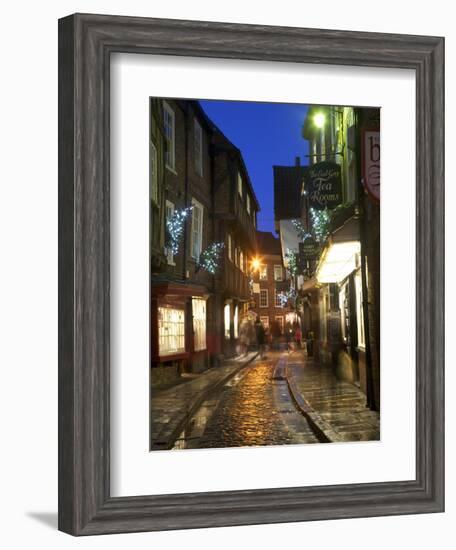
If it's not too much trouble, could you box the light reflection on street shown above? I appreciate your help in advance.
[173,352,319,450]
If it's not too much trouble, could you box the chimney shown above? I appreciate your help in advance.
[295,156,301,167]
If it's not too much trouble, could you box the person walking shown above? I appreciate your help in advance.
[255,317,266,359]
[294,325,302,350]
[239,320,249,356]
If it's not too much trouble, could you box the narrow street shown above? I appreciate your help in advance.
[173,351,320,450]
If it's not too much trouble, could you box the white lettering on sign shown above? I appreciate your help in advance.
[363,130,380,202]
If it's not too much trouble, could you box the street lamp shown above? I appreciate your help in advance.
[251,257,261,272]
[313,112,326,129]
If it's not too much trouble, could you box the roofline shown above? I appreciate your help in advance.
[190,100,261,212]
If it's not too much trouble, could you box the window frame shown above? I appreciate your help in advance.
[237,171,243,198]
[274,265,283,282]
[190,198,204,260]
[259,289,269,308]
[163,101,176,172]
[158,306,185,356]
[259,265,268,281]
[274,289,282,308]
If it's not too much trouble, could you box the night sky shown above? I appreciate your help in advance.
[199,100,310,234]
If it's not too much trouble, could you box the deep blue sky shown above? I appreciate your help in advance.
[199,100,309,234]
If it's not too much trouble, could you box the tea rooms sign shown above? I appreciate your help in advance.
[304,161,342,210]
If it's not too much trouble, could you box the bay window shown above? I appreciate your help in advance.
[158,307,185,356]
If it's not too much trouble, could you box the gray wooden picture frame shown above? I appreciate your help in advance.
[58,13,445,536]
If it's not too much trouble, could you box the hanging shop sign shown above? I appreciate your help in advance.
[361,129,380,203]
[299,237,319,261]
[304,161,342,210]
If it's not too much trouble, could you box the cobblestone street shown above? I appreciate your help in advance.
[173,351,320,449]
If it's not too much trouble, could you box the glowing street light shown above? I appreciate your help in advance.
[251,257,261,271]
[313,112,326,129]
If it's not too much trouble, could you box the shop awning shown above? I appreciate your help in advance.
[316,240,360,284]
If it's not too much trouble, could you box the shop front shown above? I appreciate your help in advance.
[150,281,210,385]
[315,217,367,388]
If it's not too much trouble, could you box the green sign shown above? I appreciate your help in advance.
[304,161,342,210]
[299,238,319,261]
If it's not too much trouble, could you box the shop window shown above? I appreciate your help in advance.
[158,307,185,356]
[192,297,206,351]
[224,304,231,339]
[339,282,349,345]
[260,289,268,308]
[355,270,366,349]
[233,305,239,339]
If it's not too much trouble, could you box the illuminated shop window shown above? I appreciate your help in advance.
[355,270,366,349]
[260,316,269,329]
[233,305,239,339]
[158,307,185,356]
[192,298,206,351]
[224,304,231,339]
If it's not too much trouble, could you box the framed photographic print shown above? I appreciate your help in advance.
[58,13,444,535]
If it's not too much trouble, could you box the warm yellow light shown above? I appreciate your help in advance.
[316,241,360,284]
[251,257,261,271]
[314,112,326,129]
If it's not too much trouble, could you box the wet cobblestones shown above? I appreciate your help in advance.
[173,353,319,449]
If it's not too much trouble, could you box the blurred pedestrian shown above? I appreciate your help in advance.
[239,320,249,356]
[255,317,266,359]
[294,326,302,349]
